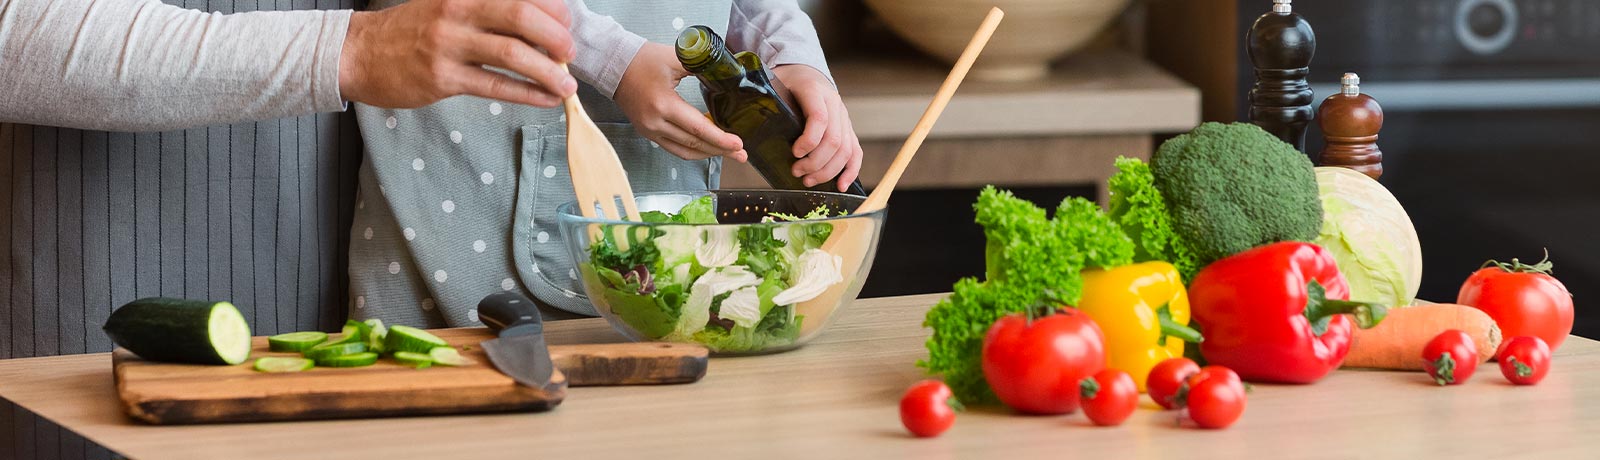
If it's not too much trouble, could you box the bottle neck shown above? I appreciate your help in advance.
[676,26,745,85]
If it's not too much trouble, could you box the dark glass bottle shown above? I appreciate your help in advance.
[1247,0,1317,153]
[676,25,866,196]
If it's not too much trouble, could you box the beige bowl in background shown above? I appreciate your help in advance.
[862,0,1133,81]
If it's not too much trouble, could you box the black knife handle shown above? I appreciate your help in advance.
[477,291,544,333]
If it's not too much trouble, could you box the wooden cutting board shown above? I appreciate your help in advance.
[113,327,708,425]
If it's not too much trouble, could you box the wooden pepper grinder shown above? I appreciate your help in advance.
[1247,0,1317,153]
[1318,73,1384,179]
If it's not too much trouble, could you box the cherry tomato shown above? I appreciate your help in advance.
[1497,336,1552,386]
[1181,366,1245,429]
[1147,358,1200,410]
[1422,329,1478,386]
[1457,256,1574,351]
[1080,369,1138,426]
[900,380,960,438]
[982,307,1106,414]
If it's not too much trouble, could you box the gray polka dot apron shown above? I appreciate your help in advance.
[350,1,731,326]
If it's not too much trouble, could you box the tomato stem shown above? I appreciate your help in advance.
[1508,356,1534,378]
[945,395,966,412]
[1481,248,1556,275]
[1429,353,1457,385]
[1079,377,1101,400]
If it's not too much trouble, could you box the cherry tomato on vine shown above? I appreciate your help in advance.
[1497,336,1551,386]
[900,380,961,438]
[1422,329,1478,386]
[1080,369,1138,426]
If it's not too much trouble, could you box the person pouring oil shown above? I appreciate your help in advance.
[677,25,867,195]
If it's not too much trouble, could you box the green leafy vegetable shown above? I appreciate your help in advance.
[1107,156,1204,281]
[920,186,1134,405]
[675,196,718,224]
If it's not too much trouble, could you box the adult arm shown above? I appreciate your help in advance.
[0,0,577,132]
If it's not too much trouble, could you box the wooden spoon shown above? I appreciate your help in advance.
[794,8,1004,334]
[855,7,1005,213]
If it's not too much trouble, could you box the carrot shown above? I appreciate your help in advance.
[1342,303,1501,370]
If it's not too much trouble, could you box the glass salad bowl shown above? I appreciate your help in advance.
[557,190,886,355]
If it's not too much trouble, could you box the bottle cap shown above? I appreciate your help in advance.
[1341,73,1361,96]
[1273,0,1292,14]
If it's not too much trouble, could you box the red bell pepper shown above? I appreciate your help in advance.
[1188,242,1387,383]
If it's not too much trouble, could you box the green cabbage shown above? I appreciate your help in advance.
[1313,167,1423,306]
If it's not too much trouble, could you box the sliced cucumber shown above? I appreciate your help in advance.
[253,357,314,373]
[303,341,368,361]
[267,331,329,352]
[364,319,388,354]
[327,320,367,346]
[393,351,434,369]
[428,347,476,366]
[384,325,448,354]
[316,352,378,368]
[102,297,252,365]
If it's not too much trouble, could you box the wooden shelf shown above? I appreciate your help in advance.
[834,50,1201,140]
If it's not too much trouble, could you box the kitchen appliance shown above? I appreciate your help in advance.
[1151,0,1600,337]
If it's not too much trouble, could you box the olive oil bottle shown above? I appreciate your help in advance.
[676,25,867,196]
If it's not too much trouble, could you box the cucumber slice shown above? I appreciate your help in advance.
[428,347,476,366]
[393,351,434,369]
[267,331,329,352]
[316,352,378,368]
[327,320,367,346]
[102,297,252,365]
[303,341,368,361]
[384,326,449,354]
[253,357,314,373]
[364,319,388,354]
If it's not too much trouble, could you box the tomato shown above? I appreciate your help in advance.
[1147,358,1200,410]
[1497,336,1552,386]
[1457,256,1574,351]
[1422,329,1478,386]
[1181,366,1245,429]
[981,308,1106,414]
[899,380,959,437]
[1080,369,1138,426]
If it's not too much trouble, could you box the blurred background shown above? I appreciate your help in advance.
[758,0,1599,339]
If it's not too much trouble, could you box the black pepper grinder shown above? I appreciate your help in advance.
[1247,0,1317,153]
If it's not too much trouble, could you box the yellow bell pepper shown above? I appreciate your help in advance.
[1077,261,1201,393]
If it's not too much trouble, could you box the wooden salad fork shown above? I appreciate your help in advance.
[562,63,643,223]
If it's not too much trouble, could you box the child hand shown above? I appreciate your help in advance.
[615,43,747,162]
[773,65,864,192]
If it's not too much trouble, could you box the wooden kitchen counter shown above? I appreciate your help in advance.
[3,294,1599,459]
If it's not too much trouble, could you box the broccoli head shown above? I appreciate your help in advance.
[1150,122,1323,265]
[1107,156,1204,281]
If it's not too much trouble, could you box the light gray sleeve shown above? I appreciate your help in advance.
[566,0,646,99]
[0,0,351,132]
[728,0,833,86]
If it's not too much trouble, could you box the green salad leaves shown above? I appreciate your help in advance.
[585,195,844,353]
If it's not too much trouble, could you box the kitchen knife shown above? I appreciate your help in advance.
[477,292,559,391]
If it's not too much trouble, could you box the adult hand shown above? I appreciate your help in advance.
[773,65,863,192]
[614,43,747,162]
[339,0,578,108]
